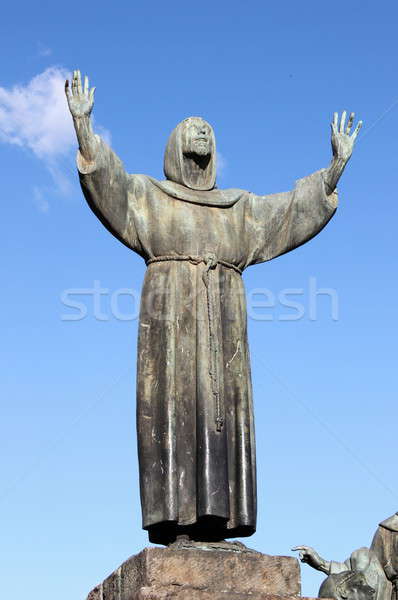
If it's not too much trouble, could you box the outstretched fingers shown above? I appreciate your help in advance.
[331,112,338,135]
[68,69,94,100]
[65,78,71,98]
[346,112,355,134]
[71,70,83,95]
[339,110,347,133]
[351,120,363,140]
[71,70,77,95]
[332,110,362,141]
[77,70,83,94]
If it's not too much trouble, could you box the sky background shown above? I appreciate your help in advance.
[1,1,398,599]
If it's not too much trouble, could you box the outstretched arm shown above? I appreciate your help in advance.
[65,70,97,165]
[245,110,362,267]
[65,70,141,253]
[292,546,331,575]
[323,111,362,195]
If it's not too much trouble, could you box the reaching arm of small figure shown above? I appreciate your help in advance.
[323,111,362,195]
[292,545,331,574]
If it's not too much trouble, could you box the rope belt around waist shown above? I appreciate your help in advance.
[146,254,242,275]
[146,254,242,432]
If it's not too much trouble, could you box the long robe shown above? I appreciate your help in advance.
[77,136,338,544]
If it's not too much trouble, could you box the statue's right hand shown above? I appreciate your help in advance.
[292,546,324,570]
[65,70,95,118]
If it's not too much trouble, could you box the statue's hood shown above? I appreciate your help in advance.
[158,117,245,206]
[163,117,217,191]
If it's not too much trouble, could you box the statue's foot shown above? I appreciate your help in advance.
[168,534,191,549]
[168,537,257,553]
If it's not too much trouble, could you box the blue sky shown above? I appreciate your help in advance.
[1,1,398,599]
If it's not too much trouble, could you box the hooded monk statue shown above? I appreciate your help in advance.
[66,70,362,546]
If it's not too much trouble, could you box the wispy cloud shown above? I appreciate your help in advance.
[33,186,50,214]
[94,121,112,147]
[0,67,75,159]
[0,67,110,210]
[37,43,52,58]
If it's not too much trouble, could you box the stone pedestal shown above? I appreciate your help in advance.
[87,544,310,600]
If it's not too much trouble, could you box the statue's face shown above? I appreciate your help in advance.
[182,118,213,157]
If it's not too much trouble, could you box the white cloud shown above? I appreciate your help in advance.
[33,186,49,214]
[0,67,110,208]
[0,67,75,159]
[94,121,112,147]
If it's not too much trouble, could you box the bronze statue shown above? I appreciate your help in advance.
[293,512,398,600]
[66,70,362,546]
[293,545,390,600]
[319,571,376,600]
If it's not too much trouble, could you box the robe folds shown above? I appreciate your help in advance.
[77,136,338,544]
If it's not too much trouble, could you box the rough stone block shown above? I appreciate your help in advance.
[87,584,102,600]
[86,545,303,600]
[138,592,318,600]
[138,592,228,600]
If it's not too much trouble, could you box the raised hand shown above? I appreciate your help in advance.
[292,545,330,572]
[65,70,98,163]
[323,110,363,194]
[331,111,362,162]
[65,70,95,119]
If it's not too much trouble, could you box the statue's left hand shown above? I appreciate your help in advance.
[331,111,362,162]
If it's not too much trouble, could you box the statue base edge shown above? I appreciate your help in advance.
[86,544,310,600]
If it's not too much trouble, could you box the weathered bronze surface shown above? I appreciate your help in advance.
[66,70,361,546]
[319,571,376,600]
[293,512,398,600]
